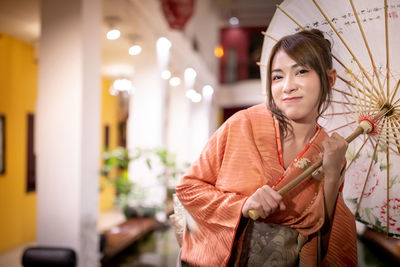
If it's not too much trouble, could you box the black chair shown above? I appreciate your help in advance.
[22,247,76,267]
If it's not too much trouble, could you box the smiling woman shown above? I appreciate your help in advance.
[175,29,357,267]
[270,51,322,125]
[267,30,336,138]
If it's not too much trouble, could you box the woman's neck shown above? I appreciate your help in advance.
[285,120,318,146]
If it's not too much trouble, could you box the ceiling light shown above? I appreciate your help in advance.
[184,68,197,80]
[128,45,142,55]
[157,37,172,50]
[229,17,239,26]
[186,89,197,99]
[214,45,224,58]
[202,85,214,97]
[186,89,202,103]
[105,16,122,40]
[109,78,135,95]
[107,29,121,40]
[169,77,181,87]
[191,92,202,103]
[161,70,171,80]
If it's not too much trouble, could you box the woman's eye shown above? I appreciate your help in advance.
[297,69,309,75]
[272,75,282,81]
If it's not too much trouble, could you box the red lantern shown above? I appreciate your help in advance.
[161,0,195,30]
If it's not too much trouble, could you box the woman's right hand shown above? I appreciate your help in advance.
[242,185,286,219]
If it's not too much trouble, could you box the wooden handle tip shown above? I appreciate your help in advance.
[248,209,259,220]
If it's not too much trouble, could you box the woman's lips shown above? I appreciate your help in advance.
[283,96,302,102]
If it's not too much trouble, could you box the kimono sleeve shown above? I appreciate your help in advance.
[175,112,251,266]
[175,112,249,229]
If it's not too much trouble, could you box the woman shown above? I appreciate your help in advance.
[175,29,357,266]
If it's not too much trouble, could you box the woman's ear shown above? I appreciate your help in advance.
[327,69,337,87]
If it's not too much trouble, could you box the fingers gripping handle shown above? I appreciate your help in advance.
[247,158,323,220]
[247,124,371,220]
[248,120,376,220]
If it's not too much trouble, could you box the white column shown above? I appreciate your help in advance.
[167,82,190,163]
[36,0,101,266]
[127,45,166,207]
[187,101,210,162]
[127,46,163,149]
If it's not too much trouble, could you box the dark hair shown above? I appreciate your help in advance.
[266,29,333,137]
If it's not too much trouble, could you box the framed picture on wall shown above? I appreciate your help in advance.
[0,115,5,174]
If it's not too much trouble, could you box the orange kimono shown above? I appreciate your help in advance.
[176,104,357,266]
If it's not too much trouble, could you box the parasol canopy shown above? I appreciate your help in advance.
[260,0,400,238]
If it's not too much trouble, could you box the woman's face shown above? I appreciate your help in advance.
[270,49,321,124]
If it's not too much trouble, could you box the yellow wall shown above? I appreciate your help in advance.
[0,33,118,252]
[99,78,118,212]
[0,33,38,252]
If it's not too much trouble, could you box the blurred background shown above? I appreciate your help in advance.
[0,0,398,266]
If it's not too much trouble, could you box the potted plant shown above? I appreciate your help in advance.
[101,146,188,220]
[101,147,135,218]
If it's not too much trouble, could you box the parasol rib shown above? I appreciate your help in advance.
[327,120,357,134]
[342,93,363,115]
[387,118,400,141]
[391,97,400,107]
[349,0,384,93]
[371,134,400,154]
[385,118,391,235]
[324,110,378,117]
[386,145,390,236]
[312,0,385,102]
[385,0,390,101]
[389,79,400,105]
[348,85,378,113]
[389,118,400,153]
[370,130,400,154]
[345,136,370,173]
[355,136,381,216]
[335,62,380,102]
[379,125,400,132]
[333,87,375,105]
[276,5,304,30]
[330,100,366,107]
[261,31,278,42]
[391,105,400,110]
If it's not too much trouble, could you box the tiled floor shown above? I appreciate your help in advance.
[1,224,398,267]
[102,226,180,267]
[104,227,398,267]
[0,242,36,267]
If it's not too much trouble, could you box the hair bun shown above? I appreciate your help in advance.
[309,29,325,38]
[307,29,332,51]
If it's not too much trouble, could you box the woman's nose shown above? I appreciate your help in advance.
[283,76,297,93]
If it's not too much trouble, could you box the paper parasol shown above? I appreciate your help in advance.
[257,0,400,238]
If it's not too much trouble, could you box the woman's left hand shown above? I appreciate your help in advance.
[321,132,348,185]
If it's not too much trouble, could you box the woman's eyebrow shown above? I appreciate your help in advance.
[271,68,282,73]
[291,63,301,69]
[271,63,301,73]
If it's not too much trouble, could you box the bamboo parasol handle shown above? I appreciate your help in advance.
[248,123,371,221]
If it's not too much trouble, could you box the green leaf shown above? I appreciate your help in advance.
[389,175,399,189]
[346,198,358,204]
[146,158,152,169]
